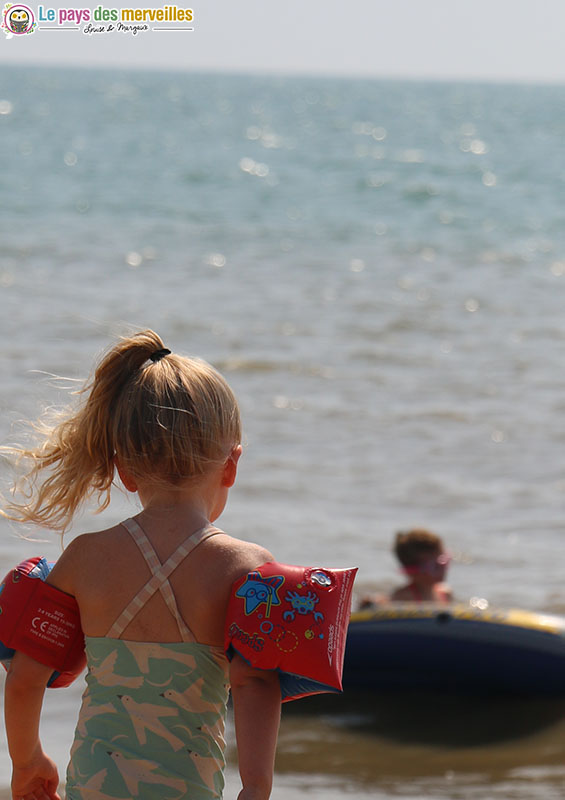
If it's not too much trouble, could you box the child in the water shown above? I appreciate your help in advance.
[3,330,280,800]
[359,529,453,607]
[389,529,453,603]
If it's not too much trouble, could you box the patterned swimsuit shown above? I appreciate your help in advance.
[66,518,230,800]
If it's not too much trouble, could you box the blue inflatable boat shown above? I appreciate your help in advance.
[344,604,565,695]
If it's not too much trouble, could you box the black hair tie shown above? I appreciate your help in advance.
[149,348,171,363]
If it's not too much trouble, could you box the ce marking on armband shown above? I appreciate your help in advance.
[32,616,49,633]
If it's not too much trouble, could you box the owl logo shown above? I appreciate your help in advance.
[2,4,35,36]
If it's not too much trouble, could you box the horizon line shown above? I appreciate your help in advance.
[1,58,564,89]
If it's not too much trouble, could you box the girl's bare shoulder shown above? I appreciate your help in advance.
[46,524,127,595]
[188,535,274,644]
[201,533,273,583]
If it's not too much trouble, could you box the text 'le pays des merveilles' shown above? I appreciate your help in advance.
[37,5,193,25]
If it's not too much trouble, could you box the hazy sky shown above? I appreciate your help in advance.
[1,0,564,83]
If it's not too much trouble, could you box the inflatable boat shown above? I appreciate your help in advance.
[344,604,565,695]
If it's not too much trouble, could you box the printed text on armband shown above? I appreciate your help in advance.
[228,621,265,652]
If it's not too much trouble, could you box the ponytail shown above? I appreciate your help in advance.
[2,330,241,533]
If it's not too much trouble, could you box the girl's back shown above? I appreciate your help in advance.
[58,516,270,800]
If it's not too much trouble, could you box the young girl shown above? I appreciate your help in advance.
[3,330,281,800]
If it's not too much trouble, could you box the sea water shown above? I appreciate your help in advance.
[0,65,565,797]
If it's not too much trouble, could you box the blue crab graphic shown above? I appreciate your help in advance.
[236,571,284,617]
[283,590,324,623]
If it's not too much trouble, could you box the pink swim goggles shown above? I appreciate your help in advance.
[402,553,451,577]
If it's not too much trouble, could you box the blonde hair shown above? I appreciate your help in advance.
[2,330,241,533]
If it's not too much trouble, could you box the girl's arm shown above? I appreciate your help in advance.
[230,653,281,800]
[4,651,61,800]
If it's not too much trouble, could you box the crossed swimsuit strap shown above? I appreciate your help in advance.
[106,517,222,641]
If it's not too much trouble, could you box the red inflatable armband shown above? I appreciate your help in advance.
[225,561,357,701]
[0,558,86,688]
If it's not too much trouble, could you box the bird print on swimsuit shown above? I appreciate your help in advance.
[66,638,229,799]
